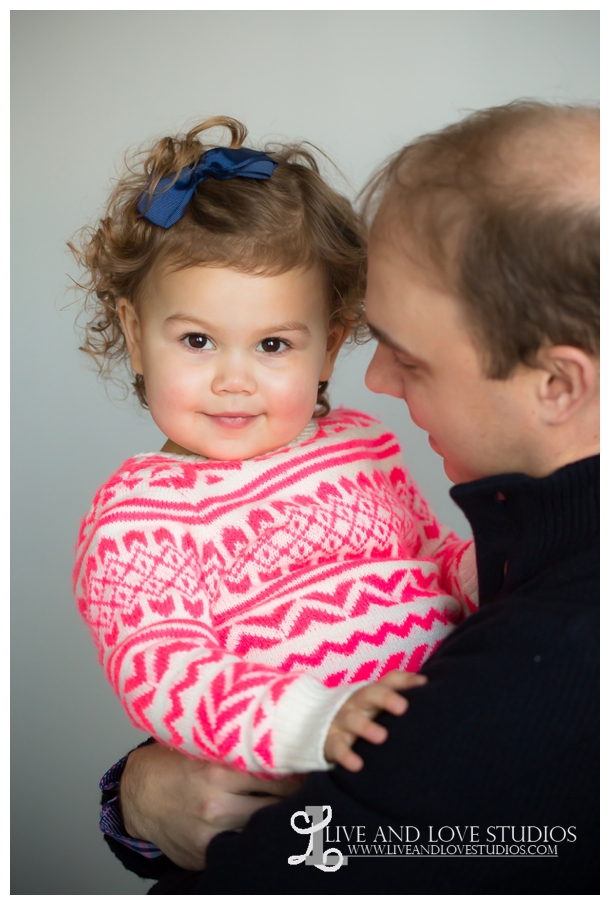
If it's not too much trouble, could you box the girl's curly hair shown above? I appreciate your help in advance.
[70,116,368,416]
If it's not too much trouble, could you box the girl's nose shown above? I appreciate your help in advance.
[211,353,257,395]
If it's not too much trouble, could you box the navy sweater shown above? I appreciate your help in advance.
[118,455,601,894]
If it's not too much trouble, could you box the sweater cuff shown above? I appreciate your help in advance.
[458,542,479,608]
[268,675,370,774]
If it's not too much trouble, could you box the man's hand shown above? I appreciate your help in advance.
[120,744,302,871]
[324,671,427,772]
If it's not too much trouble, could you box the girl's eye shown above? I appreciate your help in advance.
[257,337,289,354]
[183,333,213,350]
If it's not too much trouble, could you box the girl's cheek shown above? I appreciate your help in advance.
[263,360,313,391]
[278,384,319,420]
[152,368,201,409]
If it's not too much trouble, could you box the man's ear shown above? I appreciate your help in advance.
[535,346,599,426]
[319,323,351,382]
[117,298,143,375]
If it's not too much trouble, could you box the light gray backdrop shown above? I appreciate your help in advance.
[12,10,599,895]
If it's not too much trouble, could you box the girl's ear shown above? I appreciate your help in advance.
[320,323,351,382]
[117,299,144,375]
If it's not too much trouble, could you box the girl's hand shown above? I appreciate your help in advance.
[324,670,428,772]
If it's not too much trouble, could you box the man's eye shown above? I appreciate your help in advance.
[257,337,289,354]
[183,333,213,350]
[394,353,417,372]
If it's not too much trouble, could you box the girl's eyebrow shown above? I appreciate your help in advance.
[163,314,311,336]
[164,313,211,329]
[264,322,311,335]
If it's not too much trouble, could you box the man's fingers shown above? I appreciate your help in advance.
[227,793,288,823]
[159,841,207,872]
[198,786,297,829]
[208,763,302,798]
[238,776,303,798]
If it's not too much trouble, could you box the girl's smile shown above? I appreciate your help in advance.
[204,413,259,429]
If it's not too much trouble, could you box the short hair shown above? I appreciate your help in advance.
[71,116,367,413]
[364,101,599,377]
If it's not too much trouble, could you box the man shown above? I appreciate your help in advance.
[105,101,599,893]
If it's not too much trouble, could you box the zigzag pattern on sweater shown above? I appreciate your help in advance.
[74,409,476,775]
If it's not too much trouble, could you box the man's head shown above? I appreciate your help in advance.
[364,101,599,483]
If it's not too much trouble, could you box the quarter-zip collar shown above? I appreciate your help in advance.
[450,455,599,606]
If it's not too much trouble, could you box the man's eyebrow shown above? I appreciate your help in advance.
[366,321,419,360]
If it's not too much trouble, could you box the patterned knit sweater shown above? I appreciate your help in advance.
[74,410,477,776]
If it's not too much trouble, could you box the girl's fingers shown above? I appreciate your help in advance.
[325,728,352,761]
[341,709,389,744]
[355,684,409,716]
[326,672,428,770]
[378,670,428,690]
[382,690,409,716]
[334,743,364,773]
[359,720,388,745]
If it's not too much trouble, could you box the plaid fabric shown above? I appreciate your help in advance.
[99,755,163,859]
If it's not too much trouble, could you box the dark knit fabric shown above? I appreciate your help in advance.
[115,455,600,894]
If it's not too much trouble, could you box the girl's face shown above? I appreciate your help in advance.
[118,264,345,460]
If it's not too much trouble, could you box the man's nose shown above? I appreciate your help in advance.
[211,352,256,394]
[365,344,388,394]
[365,344,403,400]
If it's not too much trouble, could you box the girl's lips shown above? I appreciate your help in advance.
[206,414,258,429]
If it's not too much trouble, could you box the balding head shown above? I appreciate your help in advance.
[484,104,599,211]
[364,101,599,379]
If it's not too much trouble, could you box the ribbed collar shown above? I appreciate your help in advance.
[450,455,599,606]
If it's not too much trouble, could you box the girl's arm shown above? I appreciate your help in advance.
[75,498,358,778]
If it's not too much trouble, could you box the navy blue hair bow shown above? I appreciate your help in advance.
[137,147,279,228]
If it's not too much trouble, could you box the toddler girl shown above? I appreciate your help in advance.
[73,117,476,778]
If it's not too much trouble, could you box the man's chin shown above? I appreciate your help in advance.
[442,463,458,484]
[442,459,475,485]
[429,439,479,484]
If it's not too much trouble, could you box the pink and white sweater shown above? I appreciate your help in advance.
[74,409,477,776]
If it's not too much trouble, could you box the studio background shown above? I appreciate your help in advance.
[11,10,599,895]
